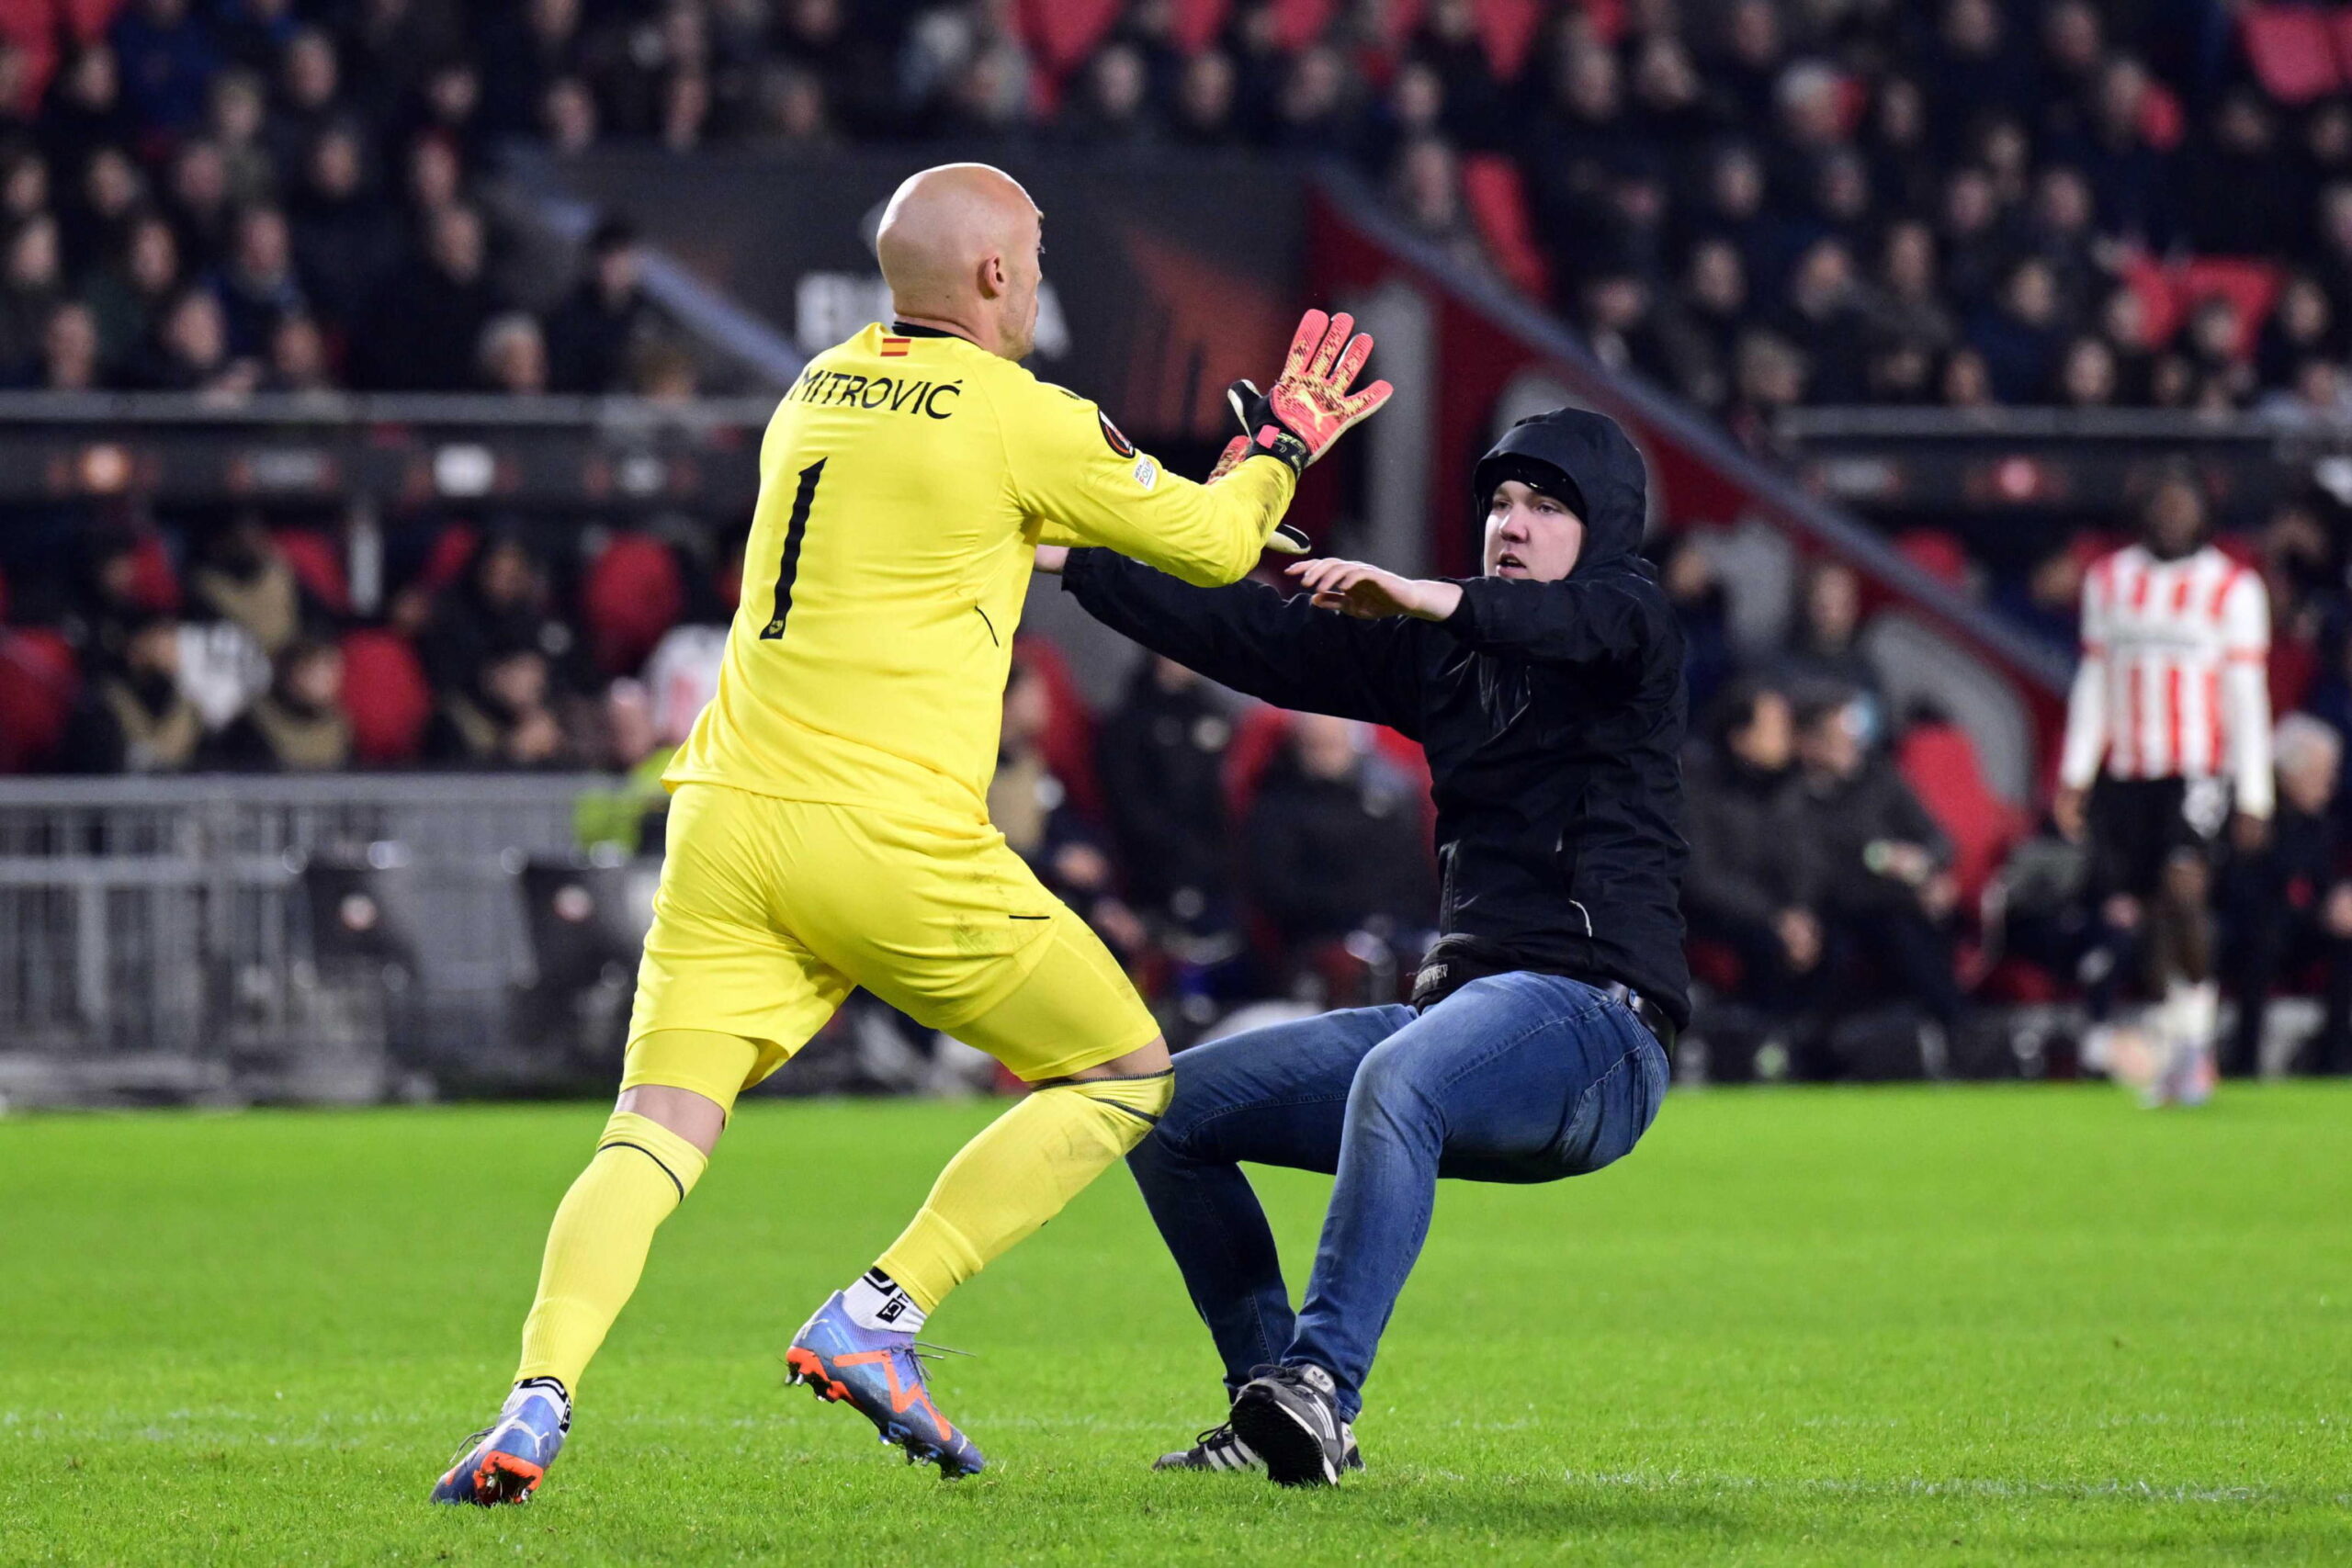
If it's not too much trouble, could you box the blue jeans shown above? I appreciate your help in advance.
[1127,972,1669,1419]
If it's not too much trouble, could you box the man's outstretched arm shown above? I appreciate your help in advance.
[1285,558,1670,666]
[1046,547,1423,737]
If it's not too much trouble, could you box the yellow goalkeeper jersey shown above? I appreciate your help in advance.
[664,321,1298,823]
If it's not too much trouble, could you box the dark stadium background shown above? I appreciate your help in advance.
[0,0,2348,1104]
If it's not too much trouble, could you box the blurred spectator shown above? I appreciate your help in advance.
[2056,335,2119,409]
[417,534,571,695]
[1171,50,1240,148]
[1791,692,1966,1036]
[424,646,579,768]
[204,636,349,770]
[287,126,399,334]
[1773,239,1866,403]
[2221,715,2352,1077]
[1094,655,1238,942]
[42,48,133,175]
[1869,220,1954,357]
[0,212,63,378]
[211,204,304,357]
[1774,560,1883,728]
[1269,44,1356,157]
[2256,276,2341,394]
[188,514,307,655]
[990,656,1144,959]
[1392,137,1487,276]
[479,312,550,395]
[129,287,257,396]
[165,138,234,268]
[1062,42,1159,147]
[58,612,203,773]
[1660,537,1733,713]
[110,0,220,133]
[206,69,274,203]
[546,220,651,395]
[1969,259,2067,404]
[1681,681,1822,1012]
[263,311,337,395]
[357,204,502,390]
[1656,238,1747,410]
[2184,90,2295,258]
[1242,713,1432,968]
[39,300,103,391]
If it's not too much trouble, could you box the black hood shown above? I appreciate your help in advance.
[1471,407,1647,579]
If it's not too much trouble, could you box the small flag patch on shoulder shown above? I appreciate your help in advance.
[880,337,910,357]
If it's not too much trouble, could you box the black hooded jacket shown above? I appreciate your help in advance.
[1060,407,1690,1027]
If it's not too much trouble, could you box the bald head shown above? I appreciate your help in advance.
[876,164,1043,360]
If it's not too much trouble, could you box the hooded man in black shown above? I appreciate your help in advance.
[1036,405,1686,1486]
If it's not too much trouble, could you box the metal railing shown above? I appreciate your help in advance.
[0,774,609,1105]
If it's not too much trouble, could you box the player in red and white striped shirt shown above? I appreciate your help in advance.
[2052,475,2271,1105]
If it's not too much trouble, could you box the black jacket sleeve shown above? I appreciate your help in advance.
[1061,549,1424,737]
[1438,567,1672,667]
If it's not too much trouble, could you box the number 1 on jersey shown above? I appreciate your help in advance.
[758,457,826,640]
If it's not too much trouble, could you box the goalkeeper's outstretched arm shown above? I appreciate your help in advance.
[1012,310,1391,586]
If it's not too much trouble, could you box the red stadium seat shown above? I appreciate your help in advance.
[1894,528,1971,591]
[1460,153,1551,299]
[1270,0,1340,50]
[1170,0,1232,52]
[0,627,80,772]
[123,533,179,613]
[2139,77,2186,150]
[60,0,124,41]
[1473,0,1545,78]
[1896,720,2024,909]
[337,628,432,765]
[581,532,685,677]
[2334,11,2352,83]
[1015,0,1124,76]
[2241,6,2342,104]
[2118,256,2281,355]
[270,528,349,615]
[416,523,478,594]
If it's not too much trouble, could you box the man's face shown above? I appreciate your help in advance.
[1483,479,1585,581]
[2283,747,2339,817]
[286,649,342,708]
[1730,691,1792,770]
[2144,479,2203,558]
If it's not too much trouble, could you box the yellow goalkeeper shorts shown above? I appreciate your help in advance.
[620,782,1159,1102]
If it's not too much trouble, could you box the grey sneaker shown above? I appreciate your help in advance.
[1228,1364,1358,1486]
[1153,1421,1262,1472]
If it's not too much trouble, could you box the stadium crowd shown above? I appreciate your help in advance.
[0,0,2345,411]
[4,0,2352,1074]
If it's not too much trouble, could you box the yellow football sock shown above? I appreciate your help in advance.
[514,1109,708,1391]
[876,1070,1172,1312]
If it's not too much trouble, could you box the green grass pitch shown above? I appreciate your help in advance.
[2,1083,2346,1565]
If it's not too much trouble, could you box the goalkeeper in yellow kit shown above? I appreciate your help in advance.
[430,163,1392,1501]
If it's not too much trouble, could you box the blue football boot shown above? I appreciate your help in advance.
[786,1292,985,1478]
[430,1379,570,1506]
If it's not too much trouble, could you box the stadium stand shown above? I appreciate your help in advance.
[1,0,2348,1082]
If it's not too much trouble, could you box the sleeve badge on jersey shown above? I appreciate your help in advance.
[1131,456,1159,491]
[1098,409,1136,458]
